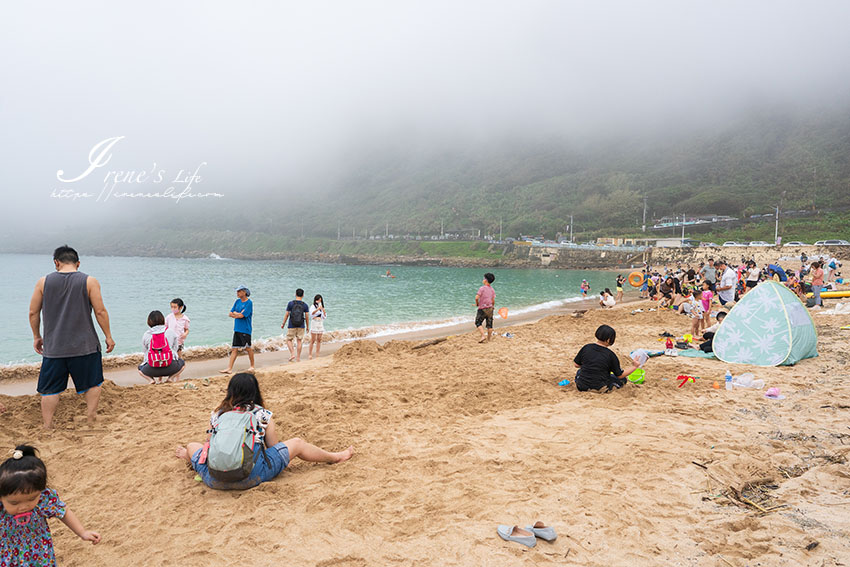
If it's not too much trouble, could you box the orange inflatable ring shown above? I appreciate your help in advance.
[628,271,643,287]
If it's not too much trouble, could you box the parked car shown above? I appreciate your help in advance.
[748,241,772,247]
[700,242,719,247]
[814,239,850,246]
[783,241,808,247]
[722,241,742,247]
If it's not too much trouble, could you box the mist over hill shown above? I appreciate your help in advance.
[165,102,850,241]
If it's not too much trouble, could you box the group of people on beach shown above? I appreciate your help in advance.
[7,246,353,563]
[137,285,329,382]
[636,253,837,309]
[217,286,328,375]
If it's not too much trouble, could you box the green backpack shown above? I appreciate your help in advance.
[207,410,264,482]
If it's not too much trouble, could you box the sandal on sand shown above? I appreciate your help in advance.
[497,525,536,548]
[524,522,557,541]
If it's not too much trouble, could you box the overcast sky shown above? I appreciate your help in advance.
[2,0,849,235]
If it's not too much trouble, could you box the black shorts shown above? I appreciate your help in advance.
[37,351,104,396]
[232,332,252,348]
[575,369,626,392]
[746,280,758,288]
[138,358,185,378]
[475,307,494,329]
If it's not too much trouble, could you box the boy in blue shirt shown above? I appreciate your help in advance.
[220,285,254,373]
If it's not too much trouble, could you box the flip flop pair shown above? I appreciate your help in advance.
[497,522,557,548]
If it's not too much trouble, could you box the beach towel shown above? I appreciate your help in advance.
[677,349,717,360]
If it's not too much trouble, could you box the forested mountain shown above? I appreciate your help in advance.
[215,103,844,241]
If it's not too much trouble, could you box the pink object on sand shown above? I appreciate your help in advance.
[764,387,785,399]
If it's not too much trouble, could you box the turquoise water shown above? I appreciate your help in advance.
[0,254,633,366]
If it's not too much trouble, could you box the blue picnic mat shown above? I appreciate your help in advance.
[676,349,717,360]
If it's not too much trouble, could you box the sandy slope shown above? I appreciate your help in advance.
[1,301,848,566]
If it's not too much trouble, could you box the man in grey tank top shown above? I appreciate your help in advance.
[28,245,115,429]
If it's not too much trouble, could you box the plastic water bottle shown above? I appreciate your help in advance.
[725,369,733,391]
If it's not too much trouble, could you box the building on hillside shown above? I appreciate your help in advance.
[652,238,701,248]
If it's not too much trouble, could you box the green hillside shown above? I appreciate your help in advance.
[255,104,850,241]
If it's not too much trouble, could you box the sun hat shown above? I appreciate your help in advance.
[235,285,251,297]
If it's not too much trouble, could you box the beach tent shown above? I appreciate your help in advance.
[712,281,818,366]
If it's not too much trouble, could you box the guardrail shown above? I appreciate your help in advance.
[528,242,648,253]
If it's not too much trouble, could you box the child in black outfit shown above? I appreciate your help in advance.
[574,325,642,392]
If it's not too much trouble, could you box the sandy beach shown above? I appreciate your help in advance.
[1,298,849,566]
[0,294,618,395]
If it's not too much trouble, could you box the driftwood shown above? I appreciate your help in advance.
[412,337,448,350]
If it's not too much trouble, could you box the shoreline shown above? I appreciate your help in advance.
[0,295,642,396]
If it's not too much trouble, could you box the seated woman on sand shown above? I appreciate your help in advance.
[658,276,682,308]
[138,310,185,384]
[573,325,643,392]
[599,289,616,308]
[175,372,353,490]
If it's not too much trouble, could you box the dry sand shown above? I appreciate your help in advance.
[1,300,849,566]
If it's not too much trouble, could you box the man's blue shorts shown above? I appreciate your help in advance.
[191,442,291,490]
[37,351,104,396]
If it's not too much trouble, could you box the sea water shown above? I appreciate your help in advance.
[0,253,634,366]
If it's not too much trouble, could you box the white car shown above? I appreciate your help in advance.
[783,241,808,246]
[748,241,772,247]
[815,239,850,246]
[722,241,742,247]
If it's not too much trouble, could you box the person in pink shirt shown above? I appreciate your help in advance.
[475,273,496,343]
[164,298,190,355]
[699,280,713,331]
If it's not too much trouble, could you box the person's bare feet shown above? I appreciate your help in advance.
[332,446,355,463]
[246,367,255,372]
[175,445,189,461]
[288,357,295,362]
[219,369,232,374]
[478,338,486,343]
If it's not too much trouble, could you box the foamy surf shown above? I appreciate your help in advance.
[0,294,589,379]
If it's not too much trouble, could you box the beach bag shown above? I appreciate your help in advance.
[207,411,264,482]
[147,332,173,368]
[290,302,306,327]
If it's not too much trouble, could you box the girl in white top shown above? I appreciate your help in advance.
[744,261,760,294]
[164,298,190,354]
[598,289,616,308]
[308,294,326,360]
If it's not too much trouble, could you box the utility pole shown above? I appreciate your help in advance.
[570,215,573,243]
[337,222,341,241]
[681,214,685,246]
[441,220,444,238]
[642,196,647,232]
[499,217,502,242]
[774,205,779,244]
[386,223,389,238]
[812,166,817,211]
